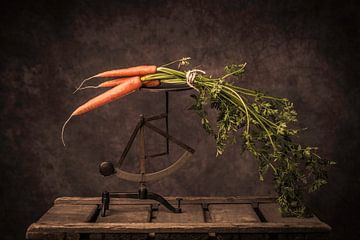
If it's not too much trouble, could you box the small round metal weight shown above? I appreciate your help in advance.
[99,162,115,176]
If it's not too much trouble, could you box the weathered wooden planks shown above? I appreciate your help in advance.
[97,204,151,223]
[153,204,205,223]
[38,204,98,223]
[259,203,320,223]
[208,204,260,223]
[53,195,276,205]
[26,196,331,240]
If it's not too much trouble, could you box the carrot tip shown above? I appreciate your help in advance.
[61,114,74,147]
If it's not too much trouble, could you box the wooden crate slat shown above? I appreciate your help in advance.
[153,204,205,223]
[27,222,331,233]
[216,233,270,240]
[150,233,209,240]
[38,204,98,223]
[208,204,260,223]
[26,197,331,240]
[97,204,151,223]
[259,203,321,223]
[89,233,149,240]
[54,196,276,205]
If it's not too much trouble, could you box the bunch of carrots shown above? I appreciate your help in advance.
[66,66,158,119]
[62,57,334,217]
[62,57,196,145]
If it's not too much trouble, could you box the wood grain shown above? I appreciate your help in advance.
[26,196,331,240]
[97,204,151,223]
[153,204,205,223]
[54,196,276,205]
[208,204,260,223]
[38,204,98,223]
[259,203,321,223]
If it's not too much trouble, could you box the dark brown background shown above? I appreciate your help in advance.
[0,0,359,239]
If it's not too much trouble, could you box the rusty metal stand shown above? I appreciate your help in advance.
[99,89,194,216]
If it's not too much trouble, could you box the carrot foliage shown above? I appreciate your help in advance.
[144,59,335,217]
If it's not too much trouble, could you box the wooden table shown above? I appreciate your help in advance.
[26,196,330,240]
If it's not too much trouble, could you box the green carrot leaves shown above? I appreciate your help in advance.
[152,61,334,217]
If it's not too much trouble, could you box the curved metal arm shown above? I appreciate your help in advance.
[101,189,181,217]
[146,192,181,213]
[115,151,192,182]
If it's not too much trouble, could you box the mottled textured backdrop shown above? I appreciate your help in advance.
[0,0,359,239]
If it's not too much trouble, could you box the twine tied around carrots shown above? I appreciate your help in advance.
[185,69,205,90]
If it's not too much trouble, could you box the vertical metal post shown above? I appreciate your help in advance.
[165,91,169,154]
[138,115,146,176]
[138,114,147,199]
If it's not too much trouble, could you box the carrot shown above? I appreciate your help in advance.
[75,77,161,92]
[76,76,140,91]
[97,77,136,88]
[96,65,157,78]
[62,76,142,146]
[142,80,160,88]
[74,65,157,93]
[99,77,137,88]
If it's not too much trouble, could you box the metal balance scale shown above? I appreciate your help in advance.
[98,85,195,217]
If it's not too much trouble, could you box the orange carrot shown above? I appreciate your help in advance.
[74,65,157,93]
[142,80,160,87]
[62,76,142,146]
[77,76,140,91]
[101,79,160,88]
[76,77,161,91]
[96,65,157,78]
[98,77,137,88]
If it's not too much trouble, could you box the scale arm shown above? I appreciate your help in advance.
[115,151,193,182]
